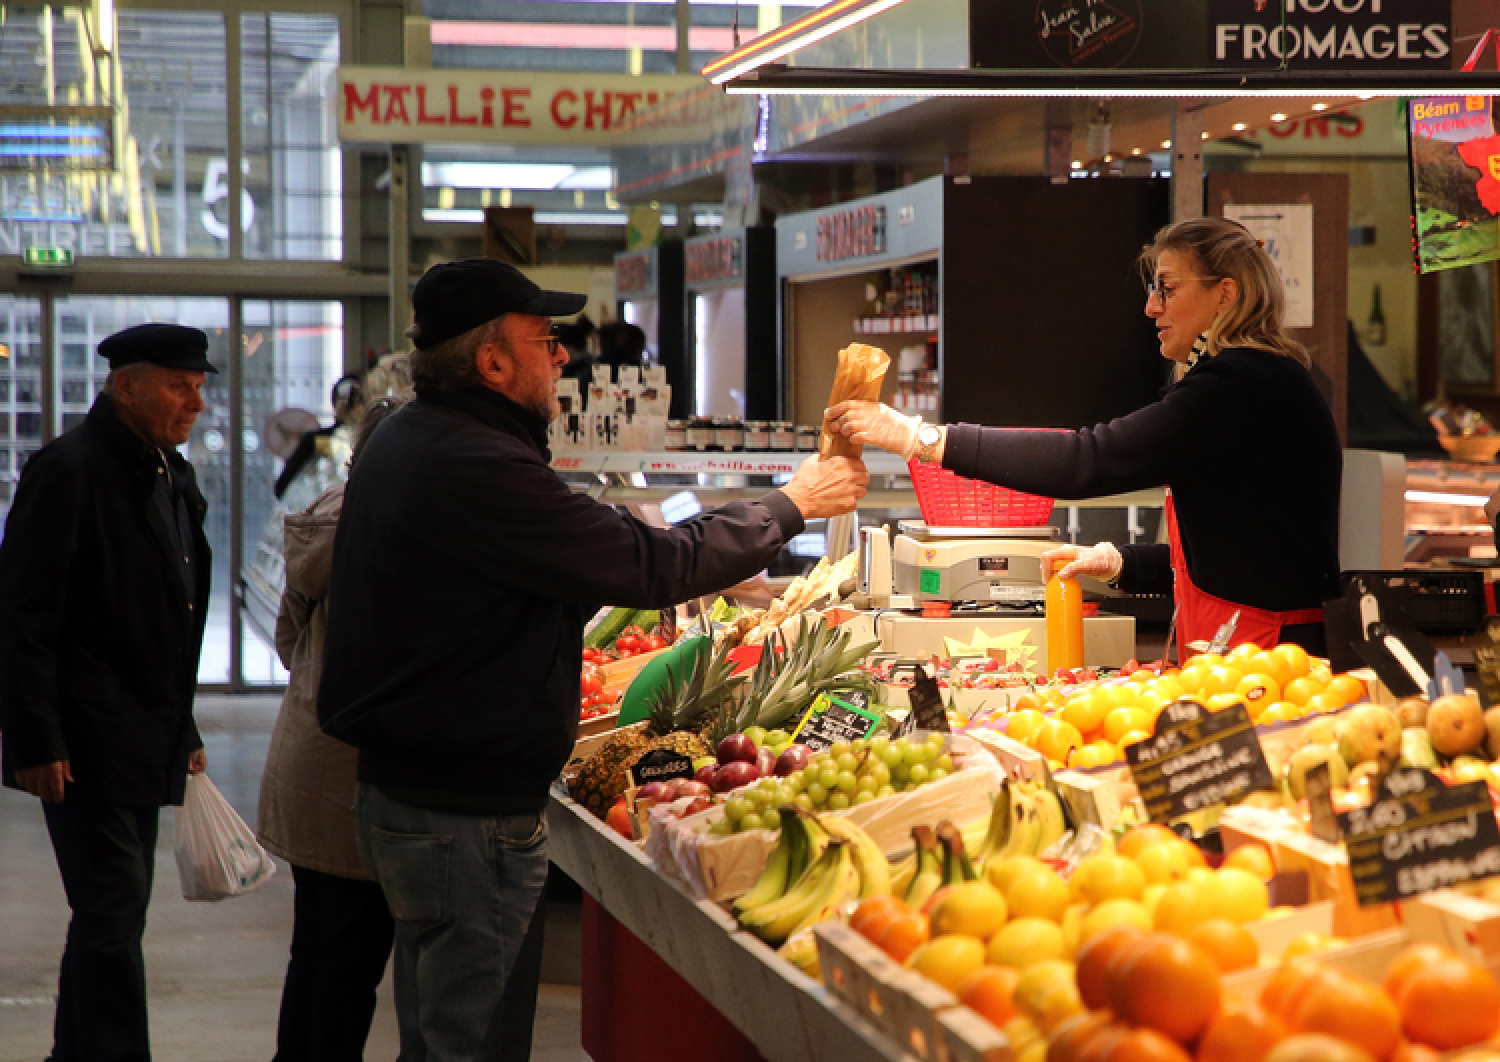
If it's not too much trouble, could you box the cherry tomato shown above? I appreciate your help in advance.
[581,671,603,697]
[615,634,641,653]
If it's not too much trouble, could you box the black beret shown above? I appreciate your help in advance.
[410,259,587,350]
[99,323,218,373]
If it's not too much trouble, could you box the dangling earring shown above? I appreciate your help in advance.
[1186,332,1209,369]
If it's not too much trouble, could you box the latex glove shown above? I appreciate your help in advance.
[825,401,922,461]
[781,456,870,520]
[1042,542,1123,582]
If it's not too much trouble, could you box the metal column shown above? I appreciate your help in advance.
[389,146,411,349]
[1171,100,1205,222]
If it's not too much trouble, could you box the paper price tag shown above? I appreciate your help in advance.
[629,749,695,788]
[791,692,883,752]
[1124,699,1276,824]
[1338,767,1500,907]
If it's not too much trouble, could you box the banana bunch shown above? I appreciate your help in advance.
[735,810,891,949]
[969,777,1069,866]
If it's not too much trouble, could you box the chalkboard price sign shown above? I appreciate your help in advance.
[1338,767,1500,907]
[791,692,883,752]
[1124,698,1276,823]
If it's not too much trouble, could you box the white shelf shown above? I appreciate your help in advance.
[550,450,912,476]
[851,314,939,335]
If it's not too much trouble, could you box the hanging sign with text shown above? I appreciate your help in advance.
[1124,699,1276,823]
[1339,767,1500,906]
[336,67,704,146]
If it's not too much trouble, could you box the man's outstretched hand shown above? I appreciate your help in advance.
[17,760,72,803]
[781,456,870,520]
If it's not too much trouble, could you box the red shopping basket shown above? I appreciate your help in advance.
[907,459,1056,528]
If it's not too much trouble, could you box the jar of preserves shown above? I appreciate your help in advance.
[714,417,745,452]
[686,416,715,452]
[769,422,796,451]
[664,420,687,451]
[744,421,770,450]
[795,425,819,452]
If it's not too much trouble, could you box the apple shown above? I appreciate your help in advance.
[716,733,758,765]
[636,781,675,803]
[755,746,777,777]
[711,760,761,793]
[694,764,720,787]
[682,795,714,817]
[671,779,710,799]
[774,744,813,777]
[605,798,632,839]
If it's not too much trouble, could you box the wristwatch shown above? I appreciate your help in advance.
[915,423,944,465]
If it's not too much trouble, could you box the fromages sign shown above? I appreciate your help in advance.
[971,0,1450,72]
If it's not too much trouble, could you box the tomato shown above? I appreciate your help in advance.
[615,634,641,653]
[642,633,667,652]
[598,690,619,705]
[581,671,603,697]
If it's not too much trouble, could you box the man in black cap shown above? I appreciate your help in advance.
[318,260,869,1061]
[0,322,217,1062]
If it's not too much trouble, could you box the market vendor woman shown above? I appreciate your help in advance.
[827,216,1341,659]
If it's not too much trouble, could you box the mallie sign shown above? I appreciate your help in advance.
[336,67,703,146]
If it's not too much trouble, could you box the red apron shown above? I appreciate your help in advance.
[1166,491,1324,661]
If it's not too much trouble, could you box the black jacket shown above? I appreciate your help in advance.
[317,387,804,812]
[0,394,209,806]
[943,347,1342,613]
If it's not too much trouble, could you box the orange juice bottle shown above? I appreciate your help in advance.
[1045,558,1085,676]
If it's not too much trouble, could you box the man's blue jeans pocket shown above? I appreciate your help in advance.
[366,827,451,927]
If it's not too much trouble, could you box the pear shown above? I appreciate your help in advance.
[1336,704,1401,768]
[1299,716,1342,749]
[1395,696,1430,730]
[1428,693,1486,758]
[1285,745,1349,801]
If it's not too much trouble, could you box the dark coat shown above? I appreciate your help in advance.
[0,393,210,807]
[317,387,803,812]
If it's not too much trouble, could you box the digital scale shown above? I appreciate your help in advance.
[890,521,1117,605]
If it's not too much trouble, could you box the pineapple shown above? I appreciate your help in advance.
[572,639,740,817]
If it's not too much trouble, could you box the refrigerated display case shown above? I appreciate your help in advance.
[615,243,686,417]
[685,227,777,419]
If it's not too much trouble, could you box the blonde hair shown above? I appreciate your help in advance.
[1140,217,1309,367]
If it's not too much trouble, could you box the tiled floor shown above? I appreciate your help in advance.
[0,694,587,1062]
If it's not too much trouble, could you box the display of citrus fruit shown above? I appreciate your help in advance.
[1381,943,1455,1002]
[1035,718,1084,763]
[986,854,1048,894]
[1107,933,1222,1043]
[877,910,929,962]
[1012,958,1083,1033]
[1271,644,1312,681]
[1186,919,1260,973]
[987,917,1068,969]
[1006,709,1048,746]
[1118,824,1181,860]
[1071,853,1146,905]
[1196,1000,1288,1062]
[927,882,1009,940]
[907,934,987,993]
[1223,844,1275,881]
[1285,967,1400,1061]
[1004,865,1072,923]
[1152,881,1212,937]
[1075,924,1148,1010]
[957,965,1020,1028]
[1395,954,1500,1050]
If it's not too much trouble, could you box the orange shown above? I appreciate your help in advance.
[1189,652,1227,671]
[1118,824,1182,861]
[1281,676,1324,707]
[1381,943,1456,1003]
[850,895,906,941]
[1226,641,1265,668]
[1259,959,1326,1023]
[1200,666,1247,698]
[1324,673,1367,708]
[877,910,929,963]
[1104,706,1151,743]
[1205,692,1243,713]
[1389,1043,1443,1062]
[1011,691,1045,714]
[1247,650,1293,690]
[1271,644,1312,682]
[1187,919,1260,973]
[1108,933,1223,1044]
[1223,844,1275,881]
[1035,718,1084,763]
[1109,1026,1195,1062]
[1076,923,1149,1009]
[1235,674,1281,719]
[1396,955,1500,1050]
[1196,1000,1287,1062]
[1262,1034,1377,1062]
[1255,701,1303,725]
[1006,709,1048,746]
[1046,1011,1118,1062]
[1153,676,1185,704]
[1063,692,1112,735]
[1287,967,1400,1061]
[957,965,1021,1028]
[1309,663,1332,687]
[1176,668,1206,696]
[1302,693,1342,716]
[1119,729,1151,749]
[908,934,987,993]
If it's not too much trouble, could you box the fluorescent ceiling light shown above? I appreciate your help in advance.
[422,162,615,190]
[704,0,914,85]
[431,20,735,52]
[1406,490,1489,507]
[422,208,680,226]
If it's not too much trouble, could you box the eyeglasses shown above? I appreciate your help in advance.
[515,329,562,356]
[1145,274,1222,302]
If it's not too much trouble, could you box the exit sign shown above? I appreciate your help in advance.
[23,246,73,268]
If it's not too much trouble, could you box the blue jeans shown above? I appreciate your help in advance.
[354,785,549,1062]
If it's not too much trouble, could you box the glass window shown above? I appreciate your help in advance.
[241,300,345,685]
[0,10,229,259]
[53,296,232,683]
[241,14,342,261]
[0,298,44,524]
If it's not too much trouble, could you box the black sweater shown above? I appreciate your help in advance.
[317,387,804,811]
[942,347,1342,613]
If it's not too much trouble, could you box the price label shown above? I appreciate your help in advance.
[1338,767,1500,906]
[893,663,949,739]
[1124,699,1276,823]
[791,691,883,752]
[629,749,695,788]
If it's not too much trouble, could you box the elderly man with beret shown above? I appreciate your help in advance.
[318,260,870,1060]
[0,323,216,1062]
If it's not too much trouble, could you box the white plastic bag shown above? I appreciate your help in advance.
[174,773,276,901]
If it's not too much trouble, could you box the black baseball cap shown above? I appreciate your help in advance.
[98,323,219,373]
[409,259,587,350]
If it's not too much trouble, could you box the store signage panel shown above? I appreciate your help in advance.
[615,248,659,299]
[777,176,944,280]
[685,232,744,289]
[970,0,1451,72]
[336,67,703,147]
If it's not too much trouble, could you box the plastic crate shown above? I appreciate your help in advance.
[907,459,1055,528]
[1342,570,1486,634]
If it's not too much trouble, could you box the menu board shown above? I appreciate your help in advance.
[1339,767,1500,906]
[1124,699,1276,823]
